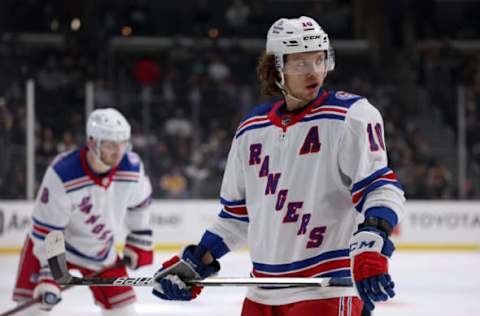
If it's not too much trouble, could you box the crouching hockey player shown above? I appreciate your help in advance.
[12,108,154,316]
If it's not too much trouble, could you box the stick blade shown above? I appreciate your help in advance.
[45,231,72,284]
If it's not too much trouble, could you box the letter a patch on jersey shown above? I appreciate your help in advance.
[299,126,321,155]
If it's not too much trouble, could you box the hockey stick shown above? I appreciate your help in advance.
[46,231,353,288]
[0,256,127,316]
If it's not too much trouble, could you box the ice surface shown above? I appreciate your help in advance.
[1,251,479,316]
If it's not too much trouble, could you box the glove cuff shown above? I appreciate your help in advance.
[126,229,153,251]
[181,245,220,279]
[38,266,60,286]
[350,230,394,258]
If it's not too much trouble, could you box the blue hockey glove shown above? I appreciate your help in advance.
[152,245,220,301]
[350,227,395,311]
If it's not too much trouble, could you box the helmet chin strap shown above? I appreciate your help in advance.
[275,81,305,103]
[275,71,305,103]
[285,91,305,103]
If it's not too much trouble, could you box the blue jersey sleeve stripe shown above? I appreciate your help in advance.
[32,217,65,230]
[129,229,152,235]
[199,230,231,259]
[351,167,391,193]
[220,197,246,206]
[355,180,403,213]
[31,231,46,240]
[365,206,399,227]
[218,210,249,222]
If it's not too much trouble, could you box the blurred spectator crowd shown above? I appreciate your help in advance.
[1,0,480,199]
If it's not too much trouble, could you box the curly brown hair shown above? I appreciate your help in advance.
[256,51,282,96]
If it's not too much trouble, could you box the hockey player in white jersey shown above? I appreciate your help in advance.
[12,108,153,316]
[151,16,405,316]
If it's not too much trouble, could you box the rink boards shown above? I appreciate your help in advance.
[0,200,479,253]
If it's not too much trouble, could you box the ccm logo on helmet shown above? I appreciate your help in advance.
[303,35,323,41]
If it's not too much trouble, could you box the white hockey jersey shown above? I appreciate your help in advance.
[30,147,152,270]
[199,90,405,305]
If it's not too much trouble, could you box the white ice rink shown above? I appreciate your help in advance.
[1,251,479,316]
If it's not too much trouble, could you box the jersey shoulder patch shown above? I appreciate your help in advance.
[334,91,361,100]
[52,149,85,183]
[117,151,141,172]
[323,90,364,108]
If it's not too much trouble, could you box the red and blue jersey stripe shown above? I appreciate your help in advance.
[301,105,348,122]
[54,148,142,193]
[235,102,275,139]
[351,167,403,213]
[64,176,95,193]
[252,248,351,279]
[218,197,249,222]
[235,90,361,139]
[113,171,140,183]
[235,114,272,139]
[31,217,64,241]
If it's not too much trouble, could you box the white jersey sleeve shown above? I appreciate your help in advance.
[338,99,405,226]
[31,167,72,266]
[124,153,153,231]
[199,138,248,258]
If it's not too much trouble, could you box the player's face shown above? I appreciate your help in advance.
[99,140,129,167]
[283,51,327,101]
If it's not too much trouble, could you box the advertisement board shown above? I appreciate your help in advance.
[1,200,479,252]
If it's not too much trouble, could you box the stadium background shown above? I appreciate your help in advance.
[0,0,480,200]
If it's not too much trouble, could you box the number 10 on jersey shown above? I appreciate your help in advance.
[367,123,385,152]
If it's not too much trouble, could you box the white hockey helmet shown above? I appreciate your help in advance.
[86,108,131,168]
[86,108,131,142]
[266,16,335,74]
